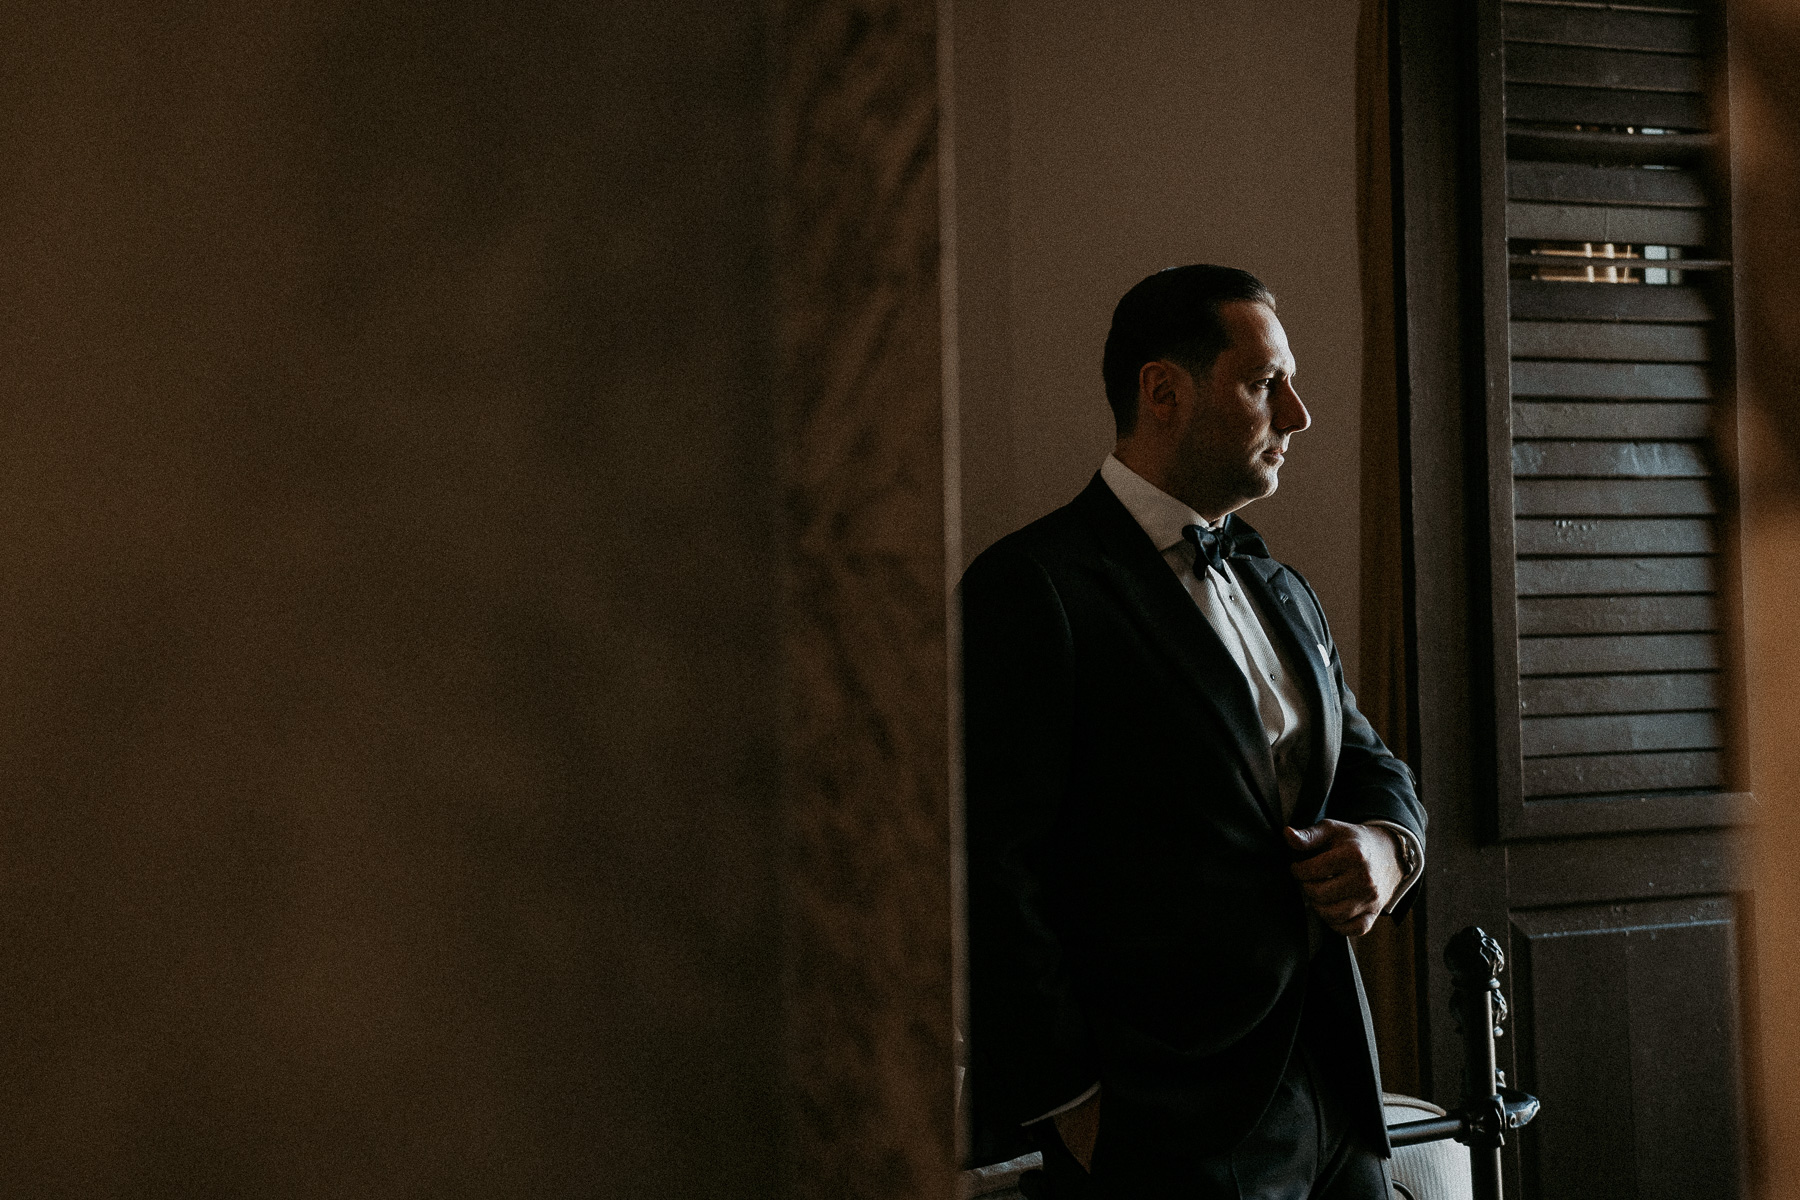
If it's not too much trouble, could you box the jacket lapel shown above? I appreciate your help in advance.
[1071,479,1283,824]
[1233,554,1342,824]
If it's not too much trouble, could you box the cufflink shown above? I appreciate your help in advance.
[1388,827,1420,878]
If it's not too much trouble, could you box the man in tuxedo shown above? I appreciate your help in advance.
[962,265,1425,1198]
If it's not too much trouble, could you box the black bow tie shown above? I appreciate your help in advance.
[1181,516,1270,576]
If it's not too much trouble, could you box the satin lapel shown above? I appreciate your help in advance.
[1069,480,1281,824]
[1234,558,1341,824]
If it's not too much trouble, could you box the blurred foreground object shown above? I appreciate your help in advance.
[1729,3,1800,1200]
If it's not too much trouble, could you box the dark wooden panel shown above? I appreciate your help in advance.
[1509,828,1745,907]
[1510,324,1710,362]
[1505,43,1704,92]
[1519,671,1720,715]
[1504,83,1709,131]
[1513,440,1709,478]
[1512,360,1711,398]
[1517,594,1718,635]
[1512,899,1741,1200]
[1511,280,1713,322]
[1503,3,1700,54]
[1523,748,1721,796]
[1516,555,1712,596]
[1507,162,1706,209]
[1515,516,1714,555]
[1515,478,1716,515]
[1507,128,1714,166]
[1523,710,1720,756]
[1508,201,1708,244]
[1514,912,1637,1200]
[1518,632,1718,674]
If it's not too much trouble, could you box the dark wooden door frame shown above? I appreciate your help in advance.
[1391,0,1514,1124]
[1392,4,1749,1199]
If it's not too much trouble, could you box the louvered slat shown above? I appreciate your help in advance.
[1520,673,1719,716]
[1516,557,1713,596]
[1511,281,1713,322]
[1514,401,1710,438]
[1516,595,1718,636]
[1505,129,1714,166]
[1511,326,1709,363]
[1518,632,1718,675]
[1508,162,1706,208]
[1522,711,1721,757]
[1503,3,1701,54]
[1512,441,1709,478]
[1524,750,1721,798]
[1512,361,1711,398]
[1515,478,1716,515]
[1508,202,1708,245]
[1504,84,1708,131]
[1510,253,1730,272]
[1514,517,1714,555]
[1506,43,1704,92]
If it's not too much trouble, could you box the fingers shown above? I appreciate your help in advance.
[1286,819,1353,852]
[1289,825,1380,930]
[1289,842,1360,881]
[1283,824,1320,852]
[1287,821,1400,936]
[1300,869,1378,907]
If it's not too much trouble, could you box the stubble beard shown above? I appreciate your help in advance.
[1227,450,1281,513]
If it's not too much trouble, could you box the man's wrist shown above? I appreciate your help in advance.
[1364,819,1424,913]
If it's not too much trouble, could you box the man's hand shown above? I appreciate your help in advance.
[1052,1092,1100,1173]
[1284,820,1403,937]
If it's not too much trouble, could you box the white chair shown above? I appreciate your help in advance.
[1384,1093,1474,1200]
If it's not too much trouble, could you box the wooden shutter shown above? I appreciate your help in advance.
[1395,3,1750,1199]
[1485,0,1744,839]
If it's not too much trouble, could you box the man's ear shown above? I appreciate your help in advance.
[1136,359,1186,427]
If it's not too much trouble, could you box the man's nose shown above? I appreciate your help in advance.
[1276,380,1310,434]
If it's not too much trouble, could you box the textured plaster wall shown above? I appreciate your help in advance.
[772,0,958,1195]
[953,0,1366,688]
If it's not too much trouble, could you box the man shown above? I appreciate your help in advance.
[962,265,1425,1199]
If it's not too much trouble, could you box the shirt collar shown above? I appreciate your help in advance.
[1099,454,1213,554]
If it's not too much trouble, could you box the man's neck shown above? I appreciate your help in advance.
[1111,442,1236,525]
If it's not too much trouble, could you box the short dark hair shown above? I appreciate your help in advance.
[1101,265,1277,436]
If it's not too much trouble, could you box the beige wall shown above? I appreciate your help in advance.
[953,0,1366,686]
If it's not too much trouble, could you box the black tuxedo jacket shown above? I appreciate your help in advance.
[962,474,1425,1166]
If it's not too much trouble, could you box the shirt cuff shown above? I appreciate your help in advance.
[1365,820,1424,913]
[1023,1082,1100,1125]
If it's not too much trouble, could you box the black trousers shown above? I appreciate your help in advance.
[1030,1017,1390,1200]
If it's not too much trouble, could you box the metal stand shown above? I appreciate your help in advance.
[1387,927,1541,1200]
